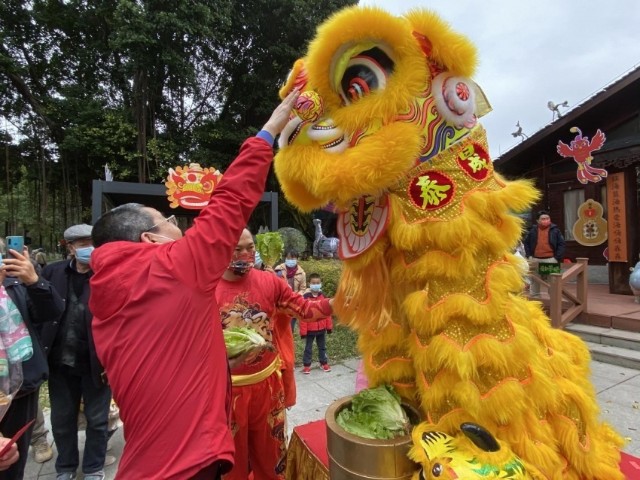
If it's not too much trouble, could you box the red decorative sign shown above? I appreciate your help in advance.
[165,163,222,210]
[557,127,608,184]
[456,143,491,181]
[606,172,627,262]
[408,171,455,210]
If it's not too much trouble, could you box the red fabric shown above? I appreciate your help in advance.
[216,269,331,478]
[285,265,297,279]
[534,225,553,259]
[299,292,332,336]
[621,451,640,479]
[293,420,329,468]
[273,312,296,407]
[216,269,331,377]
[89,137,274,480]
[225,373,286,480]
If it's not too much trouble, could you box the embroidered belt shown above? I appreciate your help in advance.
[231,356,282,387]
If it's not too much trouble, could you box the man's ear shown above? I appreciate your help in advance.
[140,232,156,244]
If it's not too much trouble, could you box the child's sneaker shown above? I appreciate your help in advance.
[321,364,331,372]
[302,366,311,374]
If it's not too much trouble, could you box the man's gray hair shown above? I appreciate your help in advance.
[92,203,156,247]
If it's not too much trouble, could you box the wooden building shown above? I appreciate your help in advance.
[495,66,640,294]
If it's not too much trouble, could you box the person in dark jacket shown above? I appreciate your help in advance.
[523,211,566,295]
[0,241,57,479]
[523,211,566,263]
[36,225,111,480]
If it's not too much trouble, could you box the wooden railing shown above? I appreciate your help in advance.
[528,258,589,329]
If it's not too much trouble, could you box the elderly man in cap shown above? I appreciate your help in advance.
[35,224,112,480]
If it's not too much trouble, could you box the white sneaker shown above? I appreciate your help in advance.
[104,455,117,467]
[84,471,105,480]
[56,474,77,480]
[33,441,53,463]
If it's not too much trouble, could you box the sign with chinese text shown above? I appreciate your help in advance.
[572,200,607,246]
[538,263,561,275]
[606,172,627,262]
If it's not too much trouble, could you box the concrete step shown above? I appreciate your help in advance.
[565,324,640,370]
[581,341,640,370]
[565,323,640,352]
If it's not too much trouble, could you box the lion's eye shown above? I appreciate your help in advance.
[431,463,443,477]
[339,47,394,104]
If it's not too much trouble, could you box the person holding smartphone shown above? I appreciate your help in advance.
[0,240,54,480]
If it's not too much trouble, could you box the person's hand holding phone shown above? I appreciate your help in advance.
[2,248,38,285]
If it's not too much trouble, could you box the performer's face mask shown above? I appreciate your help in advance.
[229,252,254,276]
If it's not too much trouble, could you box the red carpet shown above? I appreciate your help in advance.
[621,451,640,479]
[294,420,640,479]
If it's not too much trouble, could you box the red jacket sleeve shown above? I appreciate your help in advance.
[276,281,332,322]
[165,137,273,292]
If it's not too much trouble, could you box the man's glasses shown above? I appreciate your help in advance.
[145,215,178,232]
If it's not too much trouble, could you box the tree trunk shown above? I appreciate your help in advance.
[133,68,149,183]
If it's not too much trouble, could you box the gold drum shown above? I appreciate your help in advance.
[325,395,421,480]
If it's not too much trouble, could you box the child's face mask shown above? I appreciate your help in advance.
[310,283,322,292]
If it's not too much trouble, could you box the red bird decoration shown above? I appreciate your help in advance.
[557,127,607,184]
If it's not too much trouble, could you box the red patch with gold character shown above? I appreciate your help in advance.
[408,171,455,211]
[457,143,491,181]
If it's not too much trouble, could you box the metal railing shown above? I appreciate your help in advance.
[527,258,589,329]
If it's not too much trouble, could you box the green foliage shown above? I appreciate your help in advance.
[298,258,342,298]
[278,227,308,257]
[294,324,359,366]
[0,0,358,240]
[223,326,267,358]
[336,385,410,439]
[256,232,285,268]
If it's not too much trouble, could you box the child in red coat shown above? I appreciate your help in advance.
[301,273,333,373]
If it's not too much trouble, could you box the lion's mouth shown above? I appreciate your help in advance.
[337,195,390,259]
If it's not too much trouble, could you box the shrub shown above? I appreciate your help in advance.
[277,227,308,258]
[298,258,342,298]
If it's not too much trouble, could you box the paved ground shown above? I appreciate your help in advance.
[24,356,640,479]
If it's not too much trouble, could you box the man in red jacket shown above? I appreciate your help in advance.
[87,90,298,480]
[217,229,332,480]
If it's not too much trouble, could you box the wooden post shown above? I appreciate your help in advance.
[549,273,562,328]
[576,258,589,314]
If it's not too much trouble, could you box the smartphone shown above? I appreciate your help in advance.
[6,236,24,259]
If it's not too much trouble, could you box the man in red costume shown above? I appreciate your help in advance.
[87,90,299,480]
[217,229,332,480]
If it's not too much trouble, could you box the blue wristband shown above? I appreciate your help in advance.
[256,130,275,146]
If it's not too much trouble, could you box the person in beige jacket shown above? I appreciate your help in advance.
[274,249,306,331]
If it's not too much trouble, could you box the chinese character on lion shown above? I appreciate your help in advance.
[274,6,623,480]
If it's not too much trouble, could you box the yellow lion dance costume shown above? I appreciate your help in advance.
[274,6,623,479]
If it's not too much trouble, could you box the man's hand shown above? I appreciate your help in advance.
[2,248,39,285]
[262,89,300,138]
[0,438,19,471]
